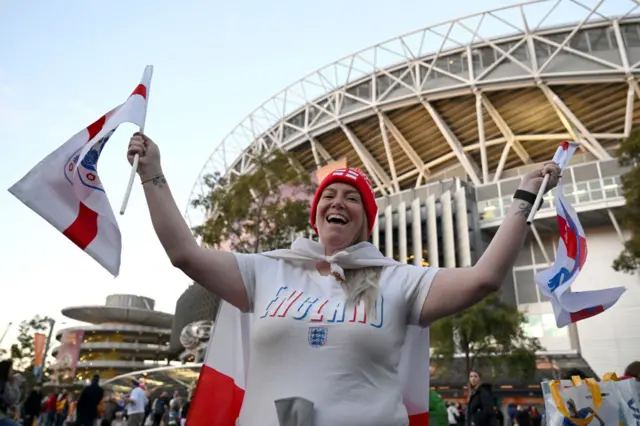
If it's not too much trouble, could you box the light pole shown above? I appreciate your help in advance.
[0,322,12,346]
[38,318,56,384]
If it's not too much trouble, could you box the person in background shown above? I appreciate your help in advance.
[448,402,461,425]
[21,384,43,426]
[76,375,104,426]
[0,360,20,426]
[43,391,58,426]
[507,404,517,426]
[179,397,189,426]
[160,401,179,426]
[429,391,448,426]
[466,370,497,426]
[623,360,639,379]
[494,405,504,426]
[54,392,68,426]
[101,392,119,426]
[124,379,146,426]
[514,405,531,426]
[456,403,466,426]
[529,407,541,426]
[151,392,170,426]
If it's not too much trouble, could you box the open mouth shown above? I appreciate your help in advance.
[326,214,349,225]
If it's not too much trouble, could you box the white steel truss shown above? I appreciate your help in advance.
[186,0,640,226]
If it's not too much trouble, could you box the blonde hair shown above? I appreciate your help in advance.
[337,214,382,317]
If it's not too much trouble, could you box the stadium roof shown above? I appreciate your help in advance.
[186,0,640,227]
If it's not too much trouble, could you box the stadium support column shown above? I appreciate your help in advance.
[372,215,380,249]
[411,197,422,267]
[539,83,610,160]
[422,100,482,186]
[385,204,393,259]
[454,188,471,267]
[378,115,400,193]
[475,93,489,183]
[340,123,395,194]
[379,113,429,188]
[398,202,408,263]
[426,195,439,268]
[440,191,455,268]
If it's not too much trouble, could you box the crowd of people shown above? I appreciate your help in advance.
[0,359,191,426]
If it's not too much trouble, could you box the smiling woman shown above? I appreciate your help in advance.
[128,132,560,426]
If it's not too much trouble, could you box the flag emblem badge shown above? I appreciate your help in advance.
[308,327,328,348]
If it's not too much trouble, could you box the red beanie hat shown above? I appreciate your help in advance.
[310,168,378,238]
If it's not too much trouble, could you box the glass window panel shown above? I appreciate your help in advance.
[515,269,538,304]
[532,239,551,265]
[587,28,614,51]
[481,47,496,67]
[599,160,622,177]
[570,32,589,51]
[476,184,499,200]
[573,164,599,181]
[542,314,567,337]
[523,315,544,338]
[622,24,640,47]
[515,239,533,267]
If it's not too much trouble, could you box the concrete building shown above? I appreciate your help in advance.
[54,294,173,382]
[171,0,640,393]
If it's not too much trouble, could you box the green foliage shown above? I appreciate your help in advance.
[192,150,315,254]
[613,130,640,273]
[430,293,542,381]
[429,390,448,426]
[9,315,53,389]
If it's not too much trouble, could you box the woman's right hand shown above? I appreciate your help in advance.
[127,132,162,181]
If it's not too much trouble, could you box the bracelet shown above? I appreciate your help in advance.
[513,189,540,210]
[141,174,164,185]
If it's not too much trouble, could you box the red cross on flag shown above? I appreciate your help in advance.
[8,66,153,276]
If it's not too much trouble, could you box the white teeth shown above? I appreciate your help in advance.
[327,214,348,224]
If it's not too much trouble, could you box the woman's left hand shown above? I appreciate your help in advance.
[518,161,562,194]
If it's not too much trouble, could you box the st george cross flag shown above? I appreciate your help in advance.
[8,65,153,277]
[534,141,626,327]
[187,302,431,426]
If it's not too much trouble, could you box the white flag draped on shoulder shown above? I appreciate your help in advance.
[534,141,626,327]
[8,65,153,276]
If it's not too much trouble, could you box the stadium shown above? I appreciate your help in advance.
[112,0,640,402]
[53,294,173,383]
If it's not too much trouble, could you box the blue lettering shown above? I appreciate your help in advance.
[292,297,318,320]
[370,296,384,328]
[260,286,288,318]
[326,302,346,323]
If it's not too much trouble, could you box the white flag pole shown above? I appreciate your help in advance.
[120,66,154,215]
[526,174,549,225]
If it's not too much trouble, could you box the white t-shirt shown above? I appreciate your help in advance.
[234,253,439,426]
[127,387,146,415]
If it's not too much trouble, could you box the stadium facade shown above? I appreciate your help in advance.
[175,0,640,390]
[54,294,173,382]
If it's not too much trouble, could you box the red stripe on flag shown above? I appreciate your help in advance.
[569,305,604,323]
[186,365,244,426]
[62,202,99,250]
[86,115,107,141]
[409,411,429,426]
[130,84,147,100]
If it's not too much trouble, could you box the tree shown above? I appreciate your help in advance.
[613,130,640,273]
[192,150,315,253]
[10,315,54,388]
[430,293,542,384]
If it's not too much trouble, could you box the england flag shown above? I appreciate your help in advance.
[8,66,153,276]
[534,142,626,327]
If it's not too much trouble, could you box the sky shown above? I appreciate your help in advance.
[0,0,564,352]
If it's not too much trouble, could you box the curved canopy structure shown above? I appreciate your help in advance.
[186,0,640,227]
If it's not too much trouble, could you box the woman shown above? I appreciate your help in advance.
[466,371,496,426]
[127,132,560,425]
[0,360,21,426]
